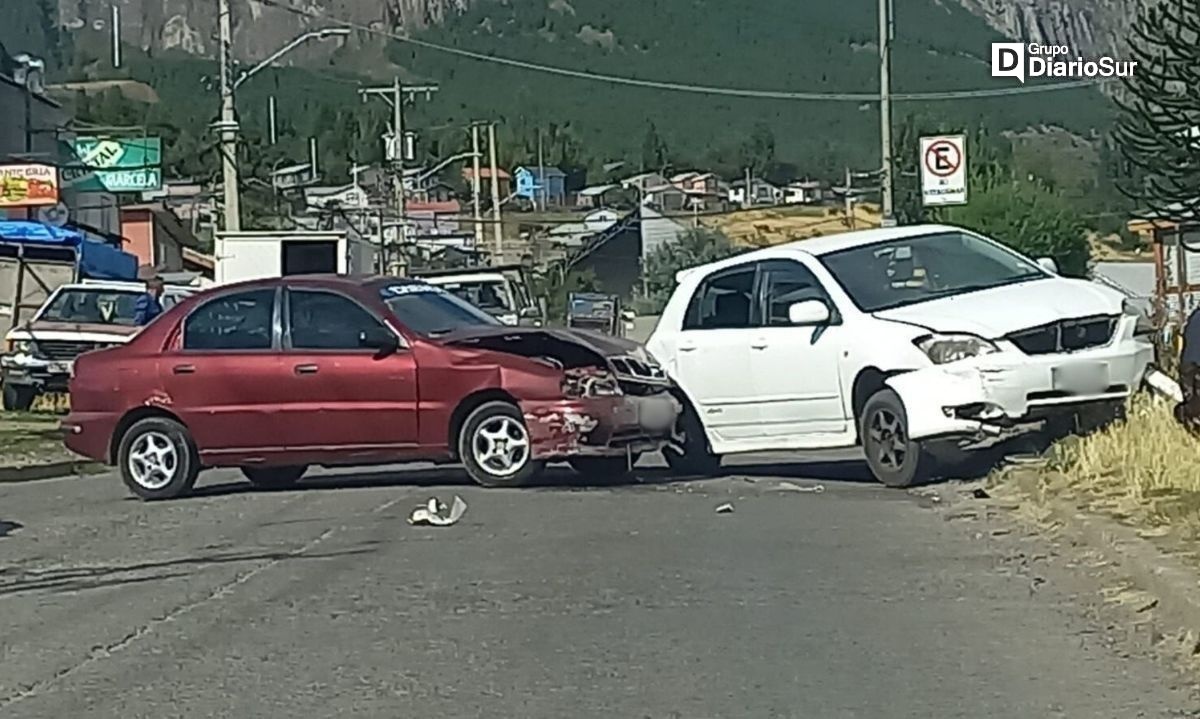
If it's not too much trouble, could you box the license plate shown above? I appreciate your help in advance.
[1051,363,1110,394]
[47,360,72,375]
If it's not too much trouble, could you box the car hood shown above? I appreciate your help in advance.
[440,325,668,386]
[872,278,1123,339]
[6,321,140,343]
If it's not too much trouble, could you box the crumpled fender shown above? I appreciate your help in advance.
[884,366,987,440]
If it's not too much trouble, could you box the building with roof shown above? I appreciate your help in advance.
[462,167,513,198]
[514,166,567,205]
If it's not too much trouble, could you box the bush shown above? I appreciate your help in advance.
[640,229,745,312]
[937,178,1091,276]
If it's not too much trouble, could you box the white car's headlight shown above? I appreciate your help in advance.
[6,339,34,355]
[915,333,999,364]
[1122,299,1154,337]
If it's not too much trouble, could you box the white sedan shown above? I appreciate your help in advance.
[646,224,1154,487]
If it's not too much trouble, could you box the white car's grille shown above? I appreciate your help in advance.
[1007,315,1118,355]
[36,340,105,361]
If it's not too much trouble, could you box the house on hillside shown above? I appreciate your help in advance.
[729,178,783,206]
[462,167,513,199]
[784,179,826,205]
[303,184,369,212]
[513,166,567,205]
[670,171,720,195]
[407,199,464,238]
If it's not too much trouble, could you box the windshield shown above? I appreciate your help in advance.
[380,283,501,336]
[38,289,142,325]
[819,231,1048,313]
[437,280,516,314]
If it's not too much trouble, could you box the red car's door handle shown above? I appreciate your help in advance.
[294,364,319,375]
[172,364,195,375]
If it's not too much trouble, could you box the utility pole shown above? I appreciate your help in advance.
[537,128,546,212]
[487,122,503,263]
[879,0,896,226]
[844,167,856,230]
[471,123,484,247]
[391,76,406,275]
[268,95,278,145]
[359,80,439,275]
[217,0,241,232]
[742,166,752,209]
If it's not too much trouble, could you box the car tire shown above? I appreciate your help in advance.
[459,401,545,488]
[569,455,640,483]
[860,389,935,488]
[241,465,307,489]
[663,402,722,477]
[2,383,35,412]
[117,417,200,501]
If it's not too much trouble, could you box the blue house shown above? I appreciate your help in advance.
[513,166,567,205]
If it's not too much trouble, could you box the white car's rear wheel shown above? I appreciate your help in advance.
[860,389,934,488]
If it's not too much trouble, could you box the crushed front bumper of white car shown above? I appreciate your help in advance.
[886,323,1153,443]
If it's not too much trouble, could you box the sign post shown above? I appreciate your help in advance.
[919,135,968,207]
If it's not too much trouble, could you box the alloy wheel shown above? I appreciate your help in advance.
[471,415,531,478]
[127,431,179,490]
[869,408,908,470]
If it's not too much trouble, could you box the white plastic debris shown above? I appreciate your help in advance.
[407,496,467,526]
[715,502,735,514]
[1146,368,1183,403]
[775,481,825,494]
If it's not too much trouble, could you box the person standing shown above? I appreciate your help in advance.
[1175,307,1200,430]
[133,276,165,326]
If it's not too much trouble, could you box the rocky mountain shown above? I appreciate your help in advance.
[55,0,468,63]
[954,0,1139,55]
[46,0,1135,64]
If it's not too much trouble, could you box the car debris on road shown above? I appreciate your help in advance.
[715,502,735,514]
[408,496,468,526]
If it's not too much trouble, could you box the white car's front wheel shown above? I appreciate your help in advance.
[860,389,936,488]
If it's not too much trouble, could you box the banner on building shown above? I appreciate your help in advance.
[63,137,163,193]
[0,163,59,208]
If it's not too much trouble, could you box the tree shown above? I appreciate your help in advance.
[739,123,776,177]
[641,228,745,310]
[641,122,669,173]
[1113,0,1200,220]
[936,177,1091,276]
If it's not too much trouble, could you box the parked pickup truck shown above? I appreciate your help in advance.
[415,265,544,327]
[2,280,194,410]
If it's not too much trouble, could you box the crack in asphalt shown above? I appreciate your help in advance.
[0,524,339,709]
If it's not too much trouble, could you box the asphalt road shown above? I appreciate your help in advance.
[1,454,1197,718]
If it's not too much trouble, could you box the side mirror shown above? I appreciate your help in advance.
[359,326,400,355]
[620,309,637,321]
[788,300,831,326]
[1036,257,1059,274]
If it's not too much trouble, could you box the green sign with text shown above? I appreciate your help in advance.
[62,137,163,193]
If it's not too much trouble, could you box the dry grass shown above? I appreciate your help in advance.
[1005,395,1200,547]
[701,203,882,248]
[0,411,75,468]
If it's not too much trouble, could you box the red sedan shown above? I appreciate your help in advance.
[62,276,680,500]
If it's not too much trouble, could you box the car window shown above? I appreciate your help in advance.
[820,231,1046,313]
[758,259,832,327]
[682,264,757,330]
[288,289,387,350]
[183,289,275,351]
[440,280,514,313]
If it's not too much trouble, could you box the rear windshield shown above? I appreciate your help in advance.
[436,280,515,313]
[380,284,501,337]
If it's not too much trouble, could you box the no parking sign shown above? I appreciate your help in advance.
[919,135,968,207]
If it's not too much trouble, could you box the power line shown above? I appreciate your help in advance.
[256,0,1109,102]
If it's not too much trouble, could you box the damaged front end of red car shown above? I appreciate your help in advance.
[443,328,681,462]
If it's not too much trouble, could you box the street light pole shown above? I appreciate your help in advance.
[213,5,350,233]
[217,0,240,232]
[879,0,896,226]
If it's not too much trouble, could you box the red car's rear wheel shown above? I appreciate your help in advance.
[117,417,200,501]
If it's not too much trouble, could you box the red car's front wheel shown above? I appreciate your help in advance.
[459,401,545,488]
